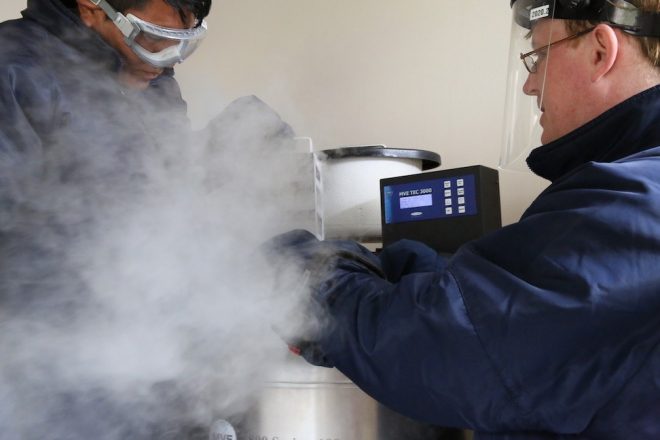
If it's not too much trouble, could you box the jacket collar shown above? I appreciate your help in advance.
[22,0,122,72]
[527,85,660,182]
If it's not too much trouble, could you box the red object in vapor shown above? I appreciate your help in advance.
[288,345,302,356]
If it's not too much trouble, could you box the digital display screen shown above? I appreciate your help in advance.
[400,194,433,209]
[383,174,477,224]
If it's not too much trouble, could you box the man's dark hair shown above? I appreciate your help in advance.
[61,0,211,25]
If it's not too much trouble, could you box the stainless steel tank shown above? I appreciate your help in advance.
[227,353,465,440]
[239,352,378,439]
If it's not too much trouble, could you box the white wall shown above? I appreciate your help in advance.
[0,0,548,225]
[0,1,22,19]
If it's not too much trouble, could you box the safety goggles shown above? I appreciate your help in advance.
[91,0,207,68]
[124,14,207,68]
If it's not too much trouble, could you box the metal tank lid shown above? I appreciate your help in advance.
[317,145,441,171]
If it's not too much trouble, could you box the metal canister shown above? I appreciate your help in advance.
[234,353,464,440]
[240,353,378,440]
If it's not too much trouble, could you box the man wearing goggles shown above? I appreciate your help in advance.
[0,0,212,438]
[78,0,209,89]
[266,1,660,438]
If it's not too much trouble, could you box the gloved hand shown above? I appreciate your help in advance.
[379,239,450,283]
[261,229,385,367]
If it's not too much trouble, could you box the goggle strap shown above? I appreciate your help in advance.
[90,0,139,39]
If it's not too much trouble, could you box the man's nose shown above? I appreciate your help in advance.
[522,72,537,96]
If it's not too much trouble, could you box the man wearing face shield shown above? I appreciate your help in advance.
[0,0,212,438]
[266,1,660,438]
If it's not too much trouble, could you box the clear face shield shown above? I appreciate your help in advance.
[500,0,660,171]
[500,0,558,171]
[91,0,208,69]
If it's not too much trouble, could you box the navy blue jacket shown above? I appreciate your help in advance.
[0,0,190,311]
[0,1,196,437]
[278,86,660,438]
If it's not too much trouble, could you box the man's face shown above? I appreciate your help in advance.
[522,19,594,144]
[91,0,194,90]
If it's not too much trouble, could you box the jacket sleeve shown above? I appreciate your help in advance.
[302,161,660,433]
[378,239,449,282]
[311,242,518,431]
[0,61,56,231]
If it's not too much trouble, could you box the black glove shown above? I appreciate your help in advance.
[261,229,384,367]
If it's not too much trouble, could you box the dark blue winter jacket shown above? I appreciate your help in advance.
[0,1,196,437]
[276,86,660,438]
[0,0,190,311]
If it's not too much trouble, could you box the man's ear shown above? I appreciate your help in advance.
[589,23,619,83]
[76,0,106,28]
